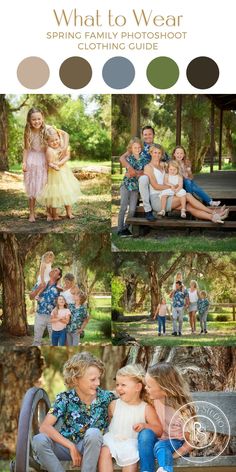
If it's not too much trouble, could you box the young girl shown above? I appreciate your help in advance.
[197,290,210,334]
[36,251,55,285]
[118,138,146,237]
[153,298,170,336]
[98,364,162,472]
[138,363,195,472]
[158,161,187,218]
[172,272,184,290]
[23,108,69,222]
[188,280,199,334]
[37,127,81,220]
[67,289,89,346]
[50,295,71,346]
[172,146,222,207]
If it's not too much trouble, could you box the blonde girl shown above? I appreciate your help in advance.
[158,160,187,218]
[138,363,195,472]
[172,146,222,208]
[172,272,184,290]
[98,364,162,472]
[188,280,200,334]
[50,295,71,346]
[37,127,81,220]
[23,108,69,222]
[37,251,55,285]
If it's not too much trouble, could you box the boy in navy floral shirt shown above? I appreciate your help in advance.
[170,281,189,336]
[67,290,89,346]
[32,352,116,472]
[197,290,210,334]
[118,138,147,237]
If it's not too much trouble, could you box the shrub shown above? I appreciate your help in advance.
[215,314,229,322]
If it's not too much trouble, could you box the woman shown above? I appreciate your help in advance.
[144,146,228,224]
[32,352,115,472]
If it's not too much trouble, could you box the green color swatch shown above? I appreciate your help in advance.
[147,56,179,89]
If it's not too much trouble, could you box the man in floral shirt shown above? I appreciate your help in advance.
[30,267,62,346]
[170,281,189,336]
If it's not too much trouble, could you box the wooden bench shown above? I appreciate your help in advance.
[126,206,236,236]
[10,388,236,471]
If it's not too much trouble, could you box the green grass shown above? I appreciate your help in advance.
[112,233,236,252]
[9,159,111,173]
[113,319,236,346]
[0,461,10,472]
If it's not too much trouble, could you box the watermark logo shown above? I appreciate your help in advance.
[169,400,230,464]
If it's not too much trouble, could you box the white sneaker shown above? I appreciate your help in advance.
[209,200,221,207]
[156,467,168,472]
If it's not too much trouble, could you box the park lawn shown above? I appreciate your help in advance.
[112,232,236,252]
[0,172,110,232]
[112,320,236,347]
[9,159,111,173]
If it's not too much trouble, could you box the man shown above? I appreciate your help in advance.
[170,281,189,336]
[120,126,170,221]
[30,267,62,346]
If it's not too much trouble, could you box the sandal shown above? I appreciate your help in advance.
[181,209,186,218]
[212,213,224,224]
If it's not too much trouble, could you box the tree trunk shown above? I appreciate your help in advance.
[0,346,44,458]
[0,94,9,171]
[0,234,28,335]
[148,258,160,316]
[124,274,138,311]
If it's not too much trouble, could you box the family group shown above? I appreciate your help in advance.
[118,126,229,236]
[32,351,196,472]
[154,272,210,336]
[23,107,81,222]
[30,251,89,346]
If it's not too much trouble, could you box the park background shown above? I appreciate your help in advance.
[0,232,111,347]
[0,94,111,232]
[112,94,236,251]
[112,251,236,346]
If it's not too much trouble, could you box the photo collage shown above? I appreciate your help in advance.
[0,93,236,472]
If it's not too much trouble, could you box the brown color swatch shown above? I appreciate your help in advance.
[59,57,92,89]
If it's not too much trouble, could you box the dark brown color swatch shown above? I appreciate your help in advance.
[186,56,219,89]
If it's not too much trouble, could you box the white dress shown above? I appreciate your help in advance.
[160,174,186,197]
[37,262,52,284]
[103,399,146,467]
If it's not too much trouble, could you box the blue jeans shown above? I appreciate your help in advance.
[183,178,211,205]
[158,316,166,334]
[138,429,157,472]
[154,438,185,472]
[52,328,66,346]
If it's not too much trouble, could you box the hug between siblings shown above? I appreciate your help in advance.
[33,352,195,472]
[23,107,81,222]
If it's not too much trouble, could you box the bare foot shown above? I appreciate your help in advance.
[67,214,75,219]
[47,215,53,222]
[29,214,36,222]
[53,216,62,221]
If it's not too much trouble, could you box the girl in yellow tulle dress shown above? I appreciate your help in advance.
[37,127,81,220]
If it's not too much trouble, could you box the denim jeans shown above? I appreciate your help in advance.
[32,428,103,472]
[52,328,67,346]
[154,438,185,472]
[138,429,157,472]
[183,178,211,205]
[158,316,166,334]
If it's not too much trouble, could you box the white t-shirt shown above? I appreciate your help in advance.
[61,289,74,304]
[149,167,165,195]
[188,289,198,303]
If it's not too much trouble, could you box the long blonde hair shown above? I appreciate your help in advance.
[24,107,47,150]
[147,363,195,415]
[116,364,149,402]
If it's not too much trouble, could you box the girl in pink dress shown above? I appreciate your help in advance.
[23,108,68,222]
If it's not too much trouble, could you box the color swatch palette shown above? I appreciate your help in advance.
[17,55,220,90]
